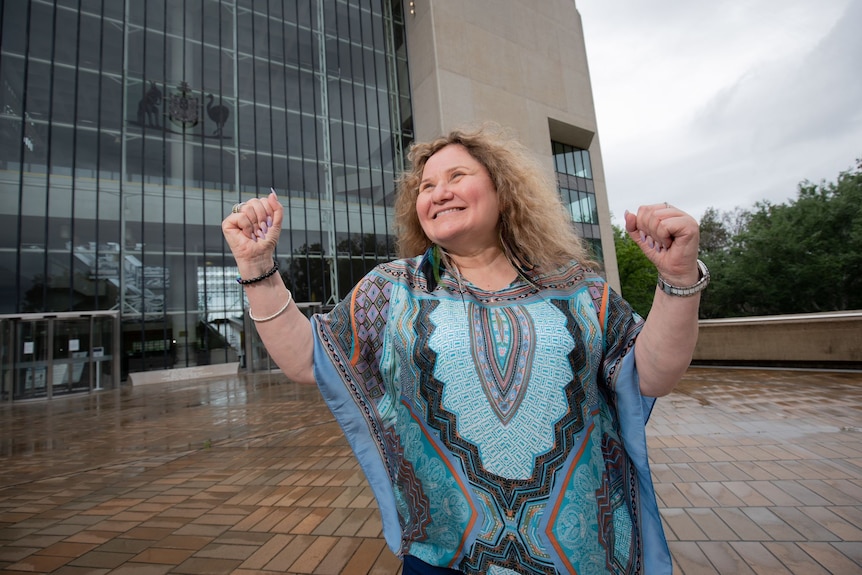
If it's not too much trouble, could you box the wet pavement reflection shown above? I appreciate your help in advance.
[0,373,330,487]
[0,367,860,574]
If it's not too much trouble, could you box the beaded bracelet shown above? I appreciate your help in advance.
[236,259,278,285]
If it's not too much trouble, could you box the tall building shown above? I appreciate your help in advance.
[0,0,617,401]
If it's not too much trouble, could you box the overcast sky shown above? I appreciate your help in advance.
[576,0,862,226]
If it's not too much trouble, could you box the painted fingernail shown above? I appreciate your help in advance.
[266,216,273,227]
[639,231,646,243]
[261,222,268,234]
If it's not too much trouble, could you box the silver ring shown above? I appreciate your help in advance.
[231,203,243,214]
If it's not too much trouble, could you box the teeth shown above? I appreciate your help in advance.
[435,208,462,218]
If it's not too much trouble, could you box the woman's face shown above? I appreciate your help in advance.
[415,144,500,254]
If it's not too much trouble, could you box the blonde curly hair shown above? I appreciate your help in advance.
[394,123,596,272]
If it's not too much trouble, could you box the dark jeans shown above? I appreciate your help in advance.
[402,555,464,574]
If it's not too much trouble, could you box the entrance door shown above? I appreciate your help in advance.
[0,312,120,402]
[53,317,93,396]
[90,315,117,392]
[15,319,51,400]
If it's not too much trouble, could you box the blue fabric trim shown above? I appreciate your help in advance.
[403,555,464,574]
[615,352,673,574]
[311,316,403,555]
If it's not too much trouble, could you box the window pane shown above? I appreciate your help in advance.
[1,1,28,54]
[28,3,55,60]
[54,9,79,66]
[574,150,584,177]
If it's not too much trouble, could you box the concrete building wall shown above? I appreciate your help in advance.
[403,0,621,289]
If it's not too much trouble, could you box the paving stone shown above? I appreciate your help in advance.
[0,368,858,574]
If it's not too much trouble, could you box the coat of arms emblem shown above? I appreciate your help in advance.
[168,82,199,130]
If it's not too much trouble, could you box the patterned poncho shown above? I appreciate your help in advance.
[312,250,671,574]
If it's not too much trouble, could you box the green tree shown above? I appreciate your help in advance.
[283,243,328,303]
[698,207,731,254]
[336,234,391,296]
[700,159,862,317]
[698,207,735,319]
[613,225,656,317]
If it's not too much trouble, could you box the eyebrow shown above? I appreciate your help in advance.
[419,165,472,187]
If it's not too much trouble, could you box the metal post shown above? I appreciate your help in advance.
[314,0,339,305]
[46,318,54,400]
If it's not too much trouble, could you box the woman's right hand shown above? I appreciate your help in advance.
[222,190,283,270]
[223,190,316,386]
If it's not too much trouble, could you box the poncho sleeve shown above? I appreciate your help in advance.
[309,271,406,555]
[596,279,673,574]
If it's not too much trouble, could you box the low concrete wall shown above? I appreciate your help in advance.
[126,314,861,382]
[128,362,239,386]
[693,311,862,368]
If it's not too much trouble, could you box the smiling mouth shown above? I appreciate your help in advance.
[434,208,463,219]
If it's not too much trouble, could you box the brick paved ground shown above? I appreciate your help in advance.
[0,366,860,574]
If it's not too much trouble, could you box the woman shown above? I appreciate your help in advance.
[223,125,706,574]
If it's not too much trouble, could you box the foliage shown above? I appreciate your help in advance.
[283,243,328,303]
[283,234,394,303]
[335,234,392,296]
[613,225,656,317]
[698,159,862,318]
[698,207,731,254]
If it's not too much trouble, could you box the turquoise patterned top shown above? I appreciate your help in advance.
[312,250,671,574]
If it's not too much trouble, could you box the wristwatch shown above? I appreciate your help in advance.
[657,259,710,297]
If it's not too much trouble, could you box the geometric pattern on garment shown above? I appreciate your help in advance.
[487,566,521,575]
[469,305,535,424]
[396,401,476,567]
[310,254,664,573]
[546,425,612,574]
[596,431,638,572]
[430,300,573,479]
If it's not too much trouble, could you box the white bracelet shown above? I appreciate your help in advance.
[248,290,293,322]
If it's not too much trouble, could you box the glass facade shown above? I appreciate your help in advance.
[0,0,413,380]
[552,140,602,263]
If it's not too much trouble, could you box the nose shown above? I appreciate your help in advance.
[429,181,453,202]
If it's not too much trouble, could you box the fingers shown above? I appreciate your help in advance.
[625,203,678,253]
[266,190,284,229]
[625,202,701,282]
[227,189,282,244]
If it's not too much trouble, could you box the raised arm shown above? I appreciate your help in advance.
[222,191,316,385]
[624,203,705,397]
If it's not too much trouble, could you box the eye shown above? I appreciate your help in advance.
[419,182,433,193]
[450,171,464,181]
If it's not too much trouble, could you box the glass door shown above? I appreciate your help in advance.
[16,319,51,400]
[0,319,12,402]
[91,315,116,391]
[52,318,92,396]
[0,312,119,401]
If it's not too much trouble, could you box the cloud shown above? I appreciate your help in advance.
[579,0,861,224]
[693,1,862,150]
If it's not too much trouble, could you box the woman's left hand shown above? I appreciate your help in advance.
[624,203,701,286]
[625,203,702,396]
